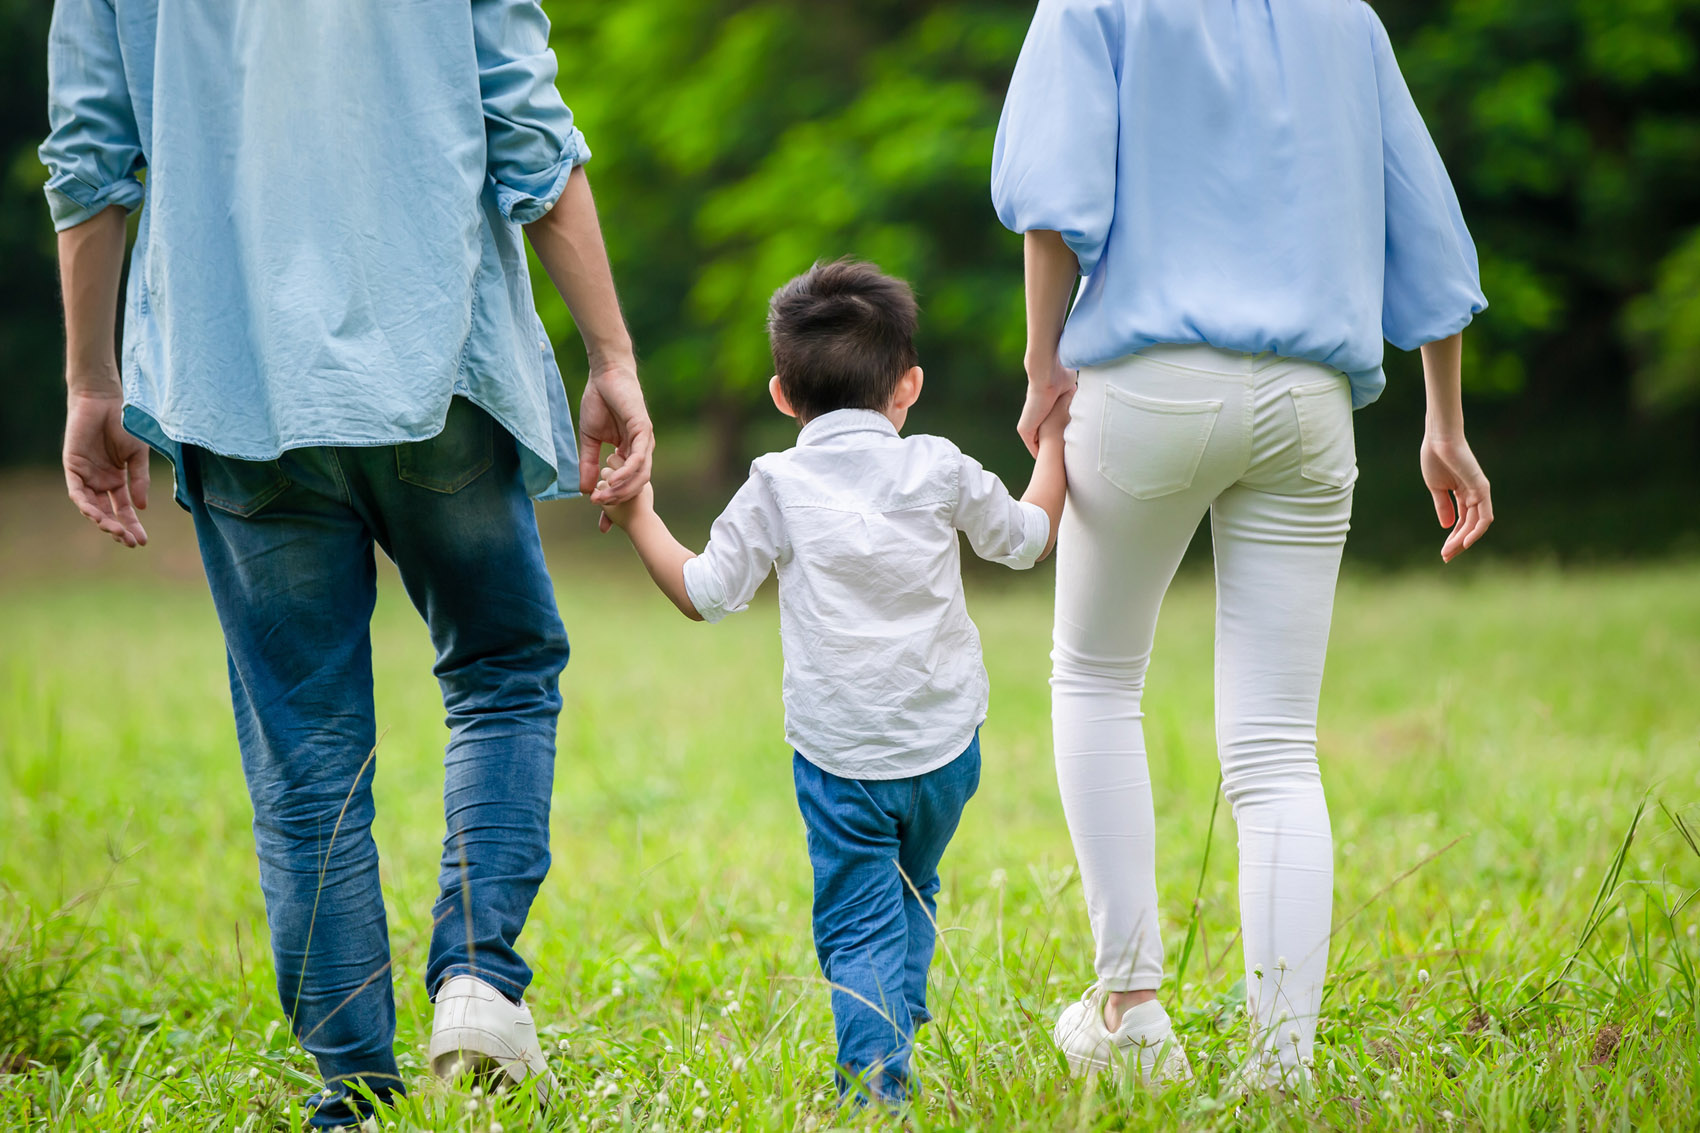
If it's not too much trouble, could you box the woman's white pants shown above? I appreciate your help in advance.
[1052,344,1356,1076]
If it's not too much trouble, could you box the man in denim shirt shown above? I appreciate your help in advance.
[42,0,651,1121]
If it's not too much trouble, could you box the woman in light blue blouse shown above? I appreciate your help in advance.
[992,0,1495,1088]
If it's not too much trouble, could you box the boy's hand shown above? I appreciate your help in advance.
[1035,386,1075,449]
[597,453,654,530]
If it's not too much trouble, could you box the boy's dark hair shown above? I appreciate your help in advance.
[767,259,919,420]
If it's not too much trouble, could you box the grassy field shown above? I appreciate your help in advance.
[1,520,1697,1130]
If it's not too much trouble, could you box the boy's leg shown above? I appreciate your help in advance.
[354,401,569,1002]
[896,735,982,1028]
[184,446,401,1118]
[792,754,916,1103]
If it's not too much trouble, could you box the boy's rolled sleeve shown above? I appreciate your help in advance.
[473,0,591,224]
[681,471,788,623]
[40,0,147,232]
[953,455,1050,570]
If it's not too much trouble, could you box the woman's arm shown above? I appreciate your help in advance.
[1018,229,1081,456]
[1418,332,1494,562]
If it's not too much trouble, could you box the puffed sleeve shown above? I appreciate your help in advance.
[472,0,592,224]
[39,0,146,232]
[1369,11,1487,350]
[990,0,1123,276]
[681,469,789,624]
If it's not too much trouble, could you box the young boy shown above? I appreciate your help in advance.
[599,259,1070,1103]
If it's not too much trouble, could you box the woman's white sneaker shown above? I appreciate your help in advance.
[1053,985,1194,1085]
[428,974,556,1104]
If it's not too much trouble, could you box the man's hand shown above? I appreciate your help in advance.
[64,388,149,547]
[1420,429,1493,563]
[577,360,654,531]
[1017,355,1078,457]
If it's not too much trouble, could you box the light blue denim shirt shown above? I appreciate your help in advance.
[41,0,589,502]
[991,0,1487,408]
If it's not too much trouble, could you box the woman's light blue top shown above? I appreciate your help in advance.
[41,0,588,501]
[991,0,1487,408]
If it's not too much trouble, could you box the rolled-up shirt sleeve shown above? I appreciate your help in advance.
[1369,11,1487,350]
[40,0,146,232]
[952,454,1050,571]
[990,0,1124,276]
[472,0,591,224]
[682,471,788,624]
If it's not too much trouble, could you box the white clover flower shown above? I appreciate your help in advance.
[655,1092,669,1109]
[1442,1110,1456,1123]
[692,1107,706,1120]
[730,1056,747,1073]
[611,982,625,998]
[1253,966,1264,980]
[490,1123,505,1133]
[1276,956,1290,971]
[1417,969,1430,984]
[471,1086,484,1099]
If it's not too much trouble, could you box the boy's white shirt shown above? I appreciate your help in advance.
[683,408,1050,780]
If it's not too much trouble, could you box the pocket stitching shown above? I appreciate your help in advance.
[1289,381,1357,488]
[1098,385,1223,500]
[394,407,495,494]
[201,461,291,518]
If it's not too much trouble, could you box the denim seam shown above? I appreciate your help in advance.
[326,449,353,507]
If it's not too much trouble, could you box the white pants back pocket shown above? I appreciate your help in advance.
[1098,385,1223,500]
[1289,379,1357,488]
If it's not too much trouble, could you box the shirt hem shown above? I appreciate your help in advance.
[791,720,985,781]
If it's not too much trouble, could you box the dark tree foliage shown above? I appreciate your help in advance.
[2,1,1696,557]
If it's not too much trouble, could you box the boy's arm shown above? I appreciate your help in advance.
[601,459,784,622]
[603,483,703,620]
[1020,405,1068,561]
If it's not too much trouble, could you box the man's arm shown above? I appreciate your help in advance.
[526,168,652,521]
[59,204,149,547]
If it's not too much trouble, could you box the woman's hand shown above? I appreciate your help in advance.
[1017,355,1078,456]
[1419,429,1493,562]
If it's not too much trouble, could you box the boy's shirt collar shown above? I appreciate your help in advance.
[796,408,899,447]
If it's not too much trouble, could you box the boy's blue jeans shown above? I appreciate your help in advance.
[793,734,981,1103]
[182,400,568,1121]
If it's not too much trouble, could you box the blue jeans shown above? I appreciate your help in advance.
[183,399,568,1122]
[792,735,981,1103]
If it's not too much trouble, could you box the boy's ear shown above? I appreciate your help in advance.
[769,375,798,419]
[892,366,924,411]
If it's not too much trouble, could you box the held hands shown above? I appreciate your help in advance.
[596,452,653,531]
[1420,430,1494,562]
[1017,354,1078,456]
[64,388,150,548]
[578,359,655,532]
[1035,384,1075,449]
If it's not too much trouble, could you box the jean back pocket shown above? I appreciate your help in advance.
[395,397,495,494]
[1289,379,1357,488]
[197,450,291,518]
[1098,385,1223,500]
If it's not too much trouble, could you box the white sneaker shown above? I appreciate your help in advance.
[1053,985,1193,1085]
[429,975,556,1104]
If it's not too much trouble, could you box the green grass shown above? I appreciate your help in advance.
[1,556,1697,1130]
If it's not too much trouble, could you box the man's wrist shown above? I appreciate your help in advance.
[586,337,637,378]
[66,369,123,399]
